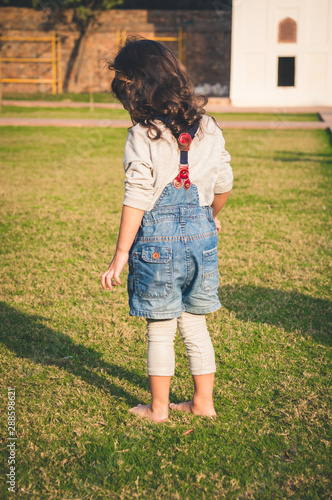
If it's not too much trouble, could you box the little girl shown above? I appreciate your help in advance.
[101,36,233,423]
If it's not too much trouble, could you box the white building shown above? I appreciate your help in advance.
[230,0,332,107]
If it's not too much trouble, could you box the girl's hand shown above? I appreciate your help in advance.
[101,206,144,292]
[214,217,221,234]
[101,250,129,291]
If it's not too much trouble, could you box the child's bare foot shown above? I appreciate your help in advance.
[129,403,168,423]
[169,401,217,417]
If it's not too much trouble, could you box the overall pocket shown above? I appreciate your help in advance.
[201,246,219,292]
[133,246,173,298]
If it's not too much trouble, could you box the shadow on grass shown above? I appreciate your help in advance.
[273,151,332,163]
[0,301,170,407]
[233,151,332,163]
[220,285,332,345]
[325,127,332,147]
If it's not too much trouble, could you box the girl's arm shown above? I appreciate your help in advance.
[101,205,144,291]
[212,128,233,227]
[212,191,231,234]
[212,191,231,218]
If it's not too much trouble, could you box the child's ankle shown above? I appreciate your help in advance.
[192,396,215,409]
[151,401,169,413]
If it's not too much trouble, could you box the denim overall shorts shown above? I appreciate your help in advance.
[127,116,221,319]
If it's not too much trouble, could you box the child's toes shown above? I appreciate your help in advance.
[169,401,192,413]
[169,402,181,410]
[129,404,141,413]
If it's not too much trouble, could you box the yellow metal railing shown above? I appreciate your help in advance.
[0,31,62,94]
[115,28,187,64]
[0,29,185,95]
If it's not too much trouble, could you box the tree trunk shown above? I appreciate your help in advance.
[63,13,92,92]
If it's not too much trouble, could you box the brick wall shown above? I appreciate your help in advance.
[0,7,231,95]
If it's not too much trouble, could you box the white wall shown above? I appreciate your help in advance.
[230,0,332,107]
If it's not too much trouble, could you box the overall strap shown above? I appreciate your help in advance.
[151,114,200,142]
[179,120,200,166]
[151,114,200,190]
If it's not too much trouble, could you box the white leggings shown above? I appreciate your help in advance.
[146,311,216,376]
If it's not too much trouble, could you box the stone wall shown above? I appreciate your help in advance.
[0,7,231,95]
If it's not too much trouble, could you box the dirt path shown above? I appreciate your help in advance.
[2,99,332,115]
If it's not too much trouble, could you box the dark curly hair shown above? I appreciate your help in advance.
[107,35,208,146]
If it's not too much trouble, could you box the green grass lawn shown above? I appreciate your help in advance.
[0,105,130,121]
[0,126,331,499]
[2,92,119,103]
[211,112,319,122]
[0,104,319,122]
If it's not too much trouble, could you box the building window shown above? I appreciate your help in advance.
[278,57,295,87]
[278,18,297,43]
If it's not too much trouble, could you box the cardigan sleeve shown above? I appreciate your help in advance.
[122,126,155,211]
[213,129,233,194]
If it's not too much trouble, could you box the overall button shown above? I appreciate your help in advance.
[173,176,182,189]
[180,169,189,179]
[152,252,160,260]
